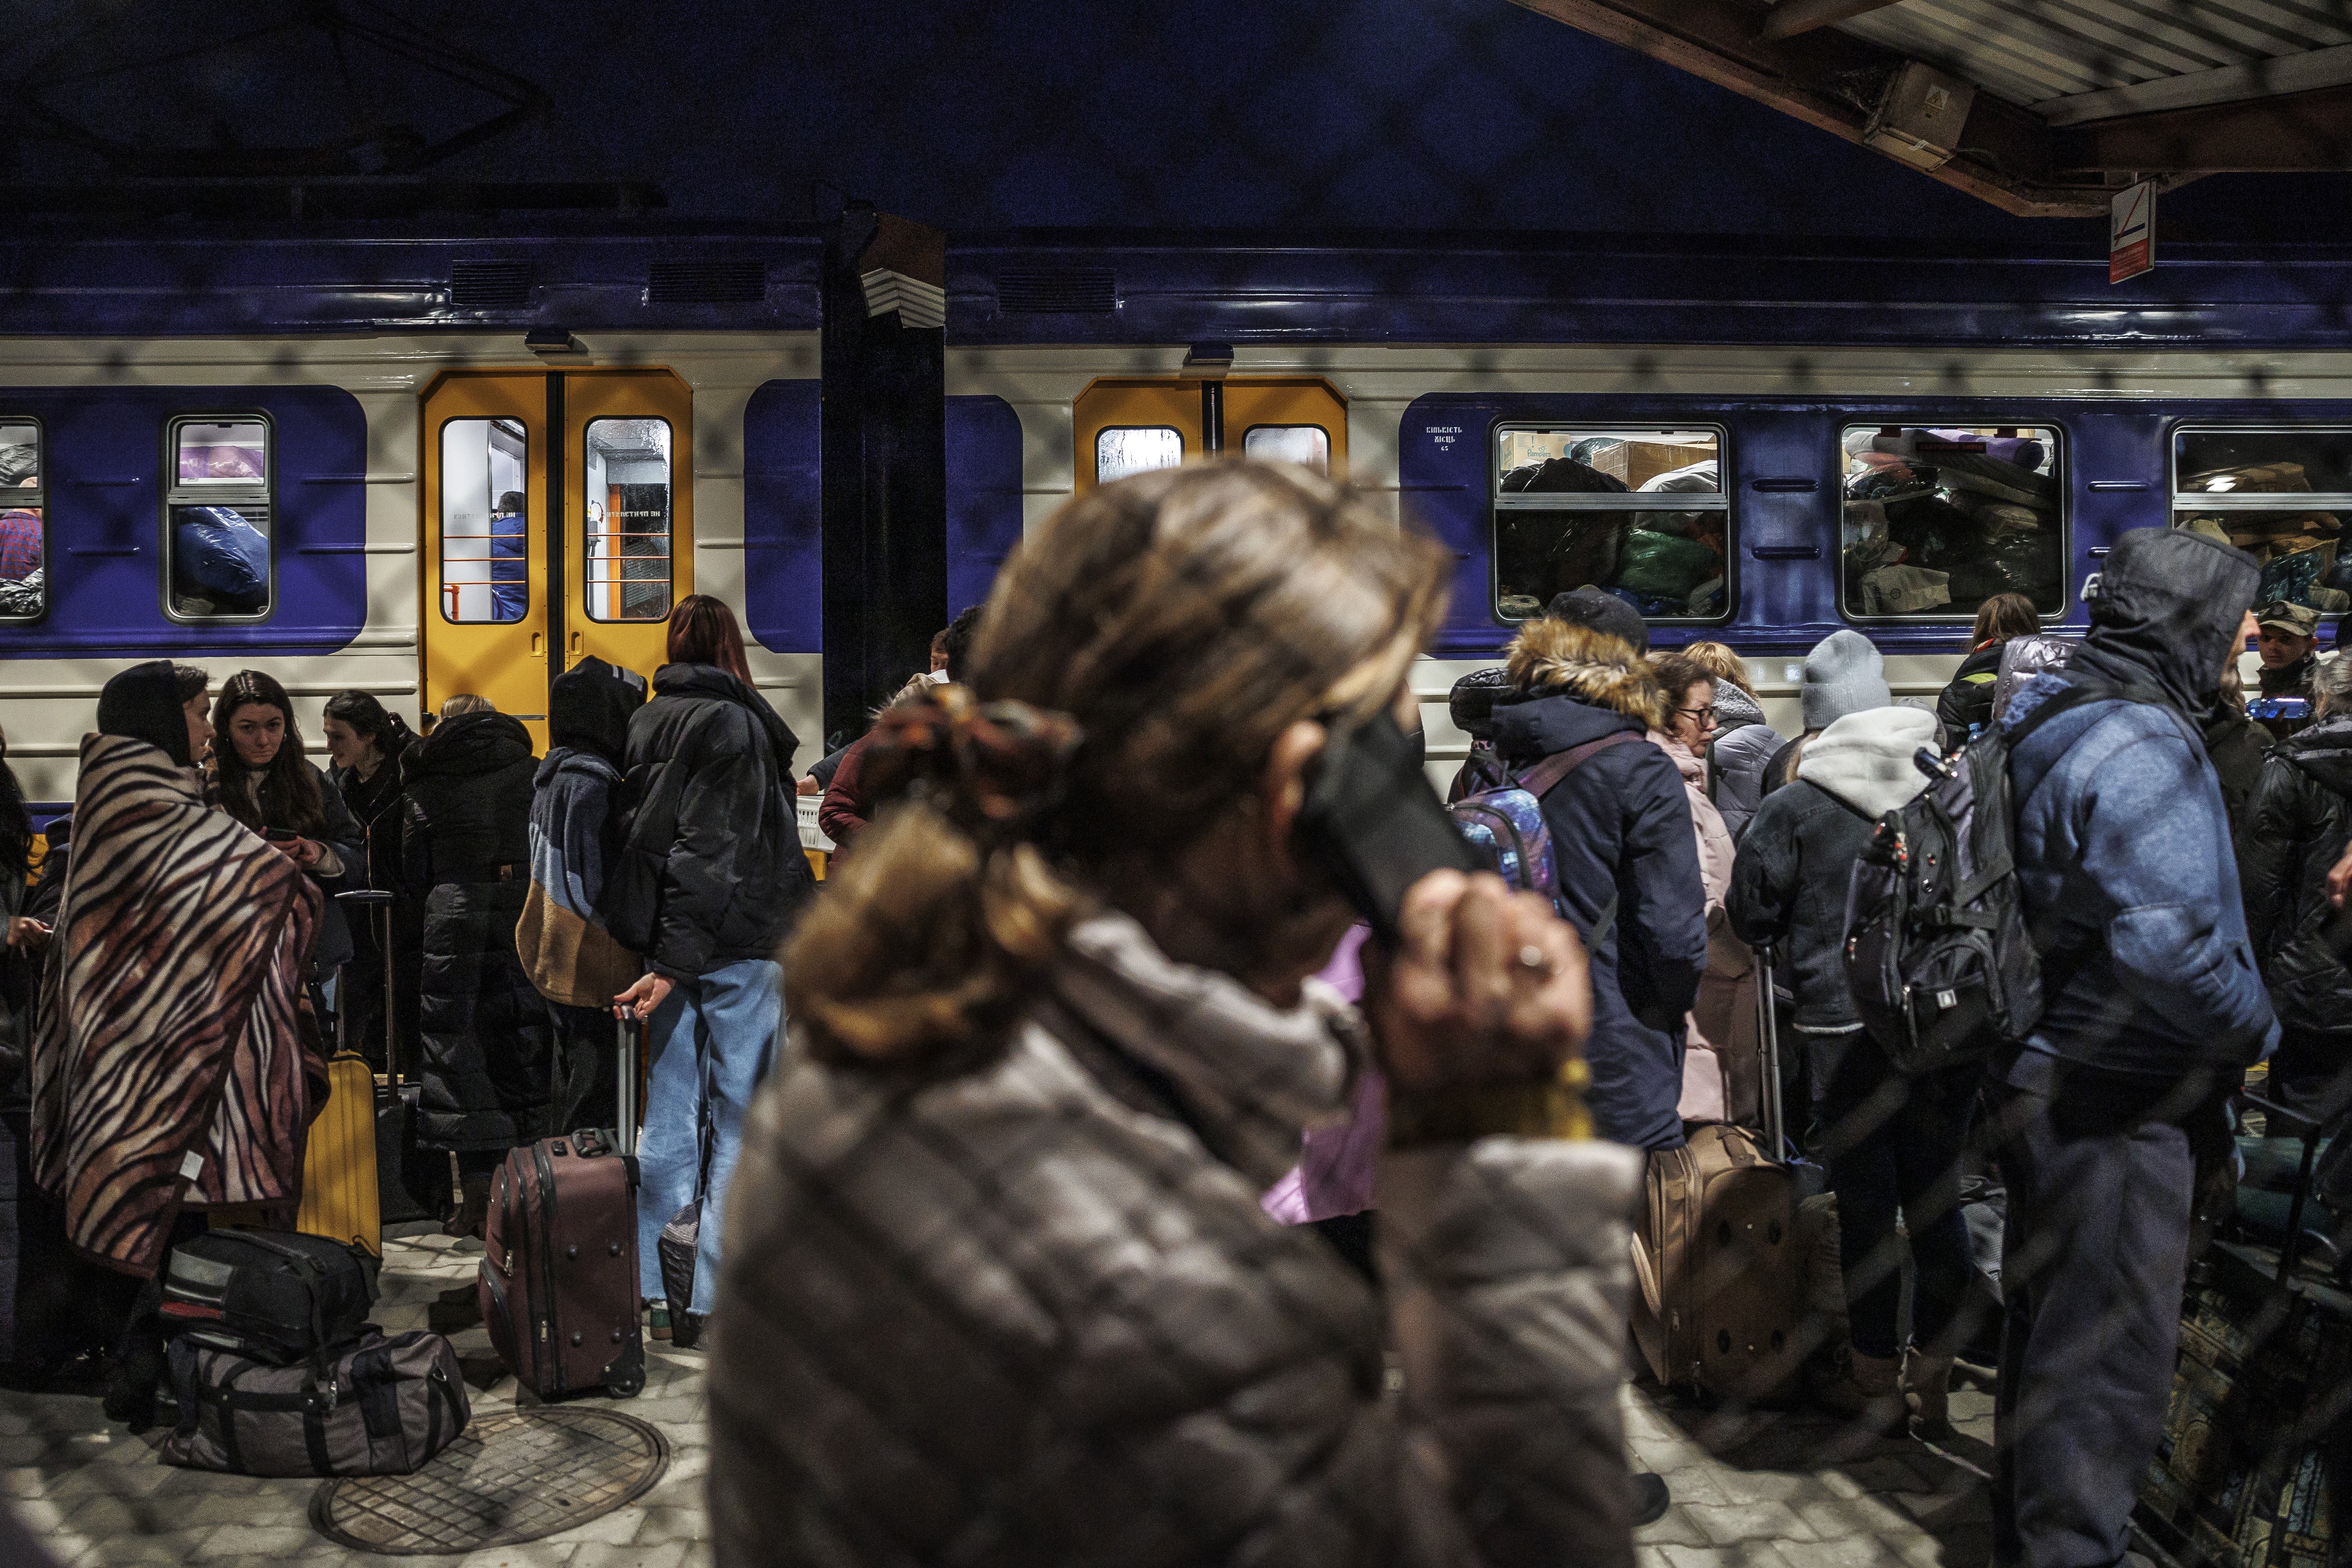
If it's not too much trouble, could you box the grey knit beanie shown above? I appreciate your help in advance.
[1801,630,1891,731]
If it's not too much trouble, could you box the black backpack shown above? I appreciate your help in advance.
[159,1230,377,1367]
[1842,680,2119,1073]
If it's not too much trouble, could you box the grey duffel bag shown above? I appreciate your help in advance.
[160,1328,469,1476]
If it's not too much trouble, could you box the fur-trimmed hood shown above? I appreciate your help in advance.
[1501,618,1668,731]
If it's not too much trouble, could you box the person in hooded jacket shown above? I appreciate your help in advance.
[402,694,551,1238]
[518,658,648,1134]
[2240,651,2352,1121]
[1492,594,1706,1155]
[1987,526,2277,1568]
[1728,683,1970,1432]
[1443,666,1512,802]
[612,595,814,1343]
[2205,649,2271,842]
[1683,641,1780,841]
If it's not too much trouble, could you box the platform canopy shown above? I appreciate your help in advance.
[1510,0,2352,215]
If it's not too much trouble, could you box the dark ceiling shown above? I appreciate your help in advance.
[7,0,2347,242]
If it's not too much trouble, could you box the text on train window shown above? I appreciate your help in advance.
[1840,424,2063,620]
[1243,424,1330,475]
[440,419,529,624]
[585,417,673,623]
[0,420,43,620]
[2171,428,2352,616]
[1491,427,1727,623]
[1097,427,1183,485]
[165,416,271,619]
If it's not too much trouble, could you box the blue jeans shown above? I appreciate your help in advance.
[635,958,781,1313]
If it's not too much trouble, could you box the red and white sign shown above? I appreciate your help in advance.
[2110,180,2155,284]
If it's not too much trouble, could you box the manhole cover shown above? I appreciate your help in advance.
[310,1406,669,1554]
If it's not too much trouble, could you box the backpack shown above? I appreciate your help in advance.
[160,1230,378,1367]
[1842,680,2111,1074]
[1450,731,1641,946]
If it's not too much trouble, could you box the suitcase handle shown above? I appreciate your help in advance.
[1628,1231,1663,1319]
[614,1013,641,1160]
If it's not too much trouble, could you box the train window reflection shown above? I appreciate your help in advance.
[2172,428,2352,616]
[0,420,43,620]
[585,417,673,623]
[1491,427,1727,623]
[440,419,529,624]
[1242,425,1329,475]
[164,414,271,619]
[1840,424,2063,621]
[1097,427,1183,484]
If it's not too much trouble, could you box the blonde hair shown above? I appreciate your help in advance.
[440,694,493,718]
[1680,641,1756,699]
[788,462,1452,1064]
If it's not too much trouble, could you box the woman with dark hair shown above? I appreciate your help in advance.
[612,594,812,1344]
[708,464,1638,1563]
[1936,591,2042,750]
[211,671,365,978]
[322,690,421,1071]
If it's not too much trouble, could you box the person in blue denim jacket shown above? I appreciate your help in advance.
[1989,525,2278,1568]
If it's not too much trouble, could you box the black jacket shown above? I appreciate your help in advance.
[2202,699,2272,845]
[2241,713,2352,1039]
[400,711,549,1151]
[1491,621,1706,1153]
[1934,641,2006,752]
[617,664,814,981]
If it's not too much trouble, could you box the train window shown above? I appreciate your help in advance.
[1492,427,1728,622]
[164,416,271,619]
[2172,428,2352,615]
[585,417,674,623]
[1243,424,1330,475]
[1096,427,1183,484]
[439,418,530,624]
[1839,424,2063,621]
[0,419,43,620]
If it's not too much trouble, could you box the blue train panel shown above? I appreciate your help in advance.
[0,385,366,657]
[743,384,1024,652]
[1403,392,2352,661]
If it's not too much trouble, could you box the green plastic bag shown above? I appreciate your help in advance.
[1613,529,1719,599]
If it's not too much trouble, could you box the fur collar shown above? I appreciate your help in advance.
[1795,707,1938,819]
[1504,619,1668,731]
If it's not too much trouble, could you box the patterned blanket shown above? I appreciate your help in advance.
[31,733,324,1276]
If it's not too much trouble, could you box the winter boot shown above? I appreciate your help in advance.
[1812,1348,1905,1432]
[447,1174,492,1241]
[1903,1349,1954,1432]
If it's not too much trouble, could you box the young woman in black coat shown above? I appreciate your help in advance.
[323,690,421,1072]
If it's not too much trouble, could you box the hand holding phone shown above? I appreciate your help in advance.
[1292,710,1481,947]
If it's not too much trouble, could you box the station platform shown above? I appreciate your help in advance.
[2,1236,1997,1567]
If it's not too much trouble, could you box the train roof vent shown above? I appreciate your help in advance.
[449,260,533,309]
[996,268,1117,314]
[647,261,769,305]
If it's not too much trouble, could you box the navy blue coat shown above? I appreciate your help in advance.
[1492,625,1708,1152]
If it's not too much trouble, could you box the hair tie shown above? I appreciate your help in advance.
[860,685,1082,843]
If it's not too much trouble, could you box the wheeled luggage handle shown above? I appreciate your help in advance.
[336,889,400,1081]
[1753,944,1786,1162]
[2236,1089,2352,1285]
[614,1014,641,1159]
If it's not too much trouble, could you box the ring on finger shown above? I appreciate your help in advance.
[1516,943,1553,977]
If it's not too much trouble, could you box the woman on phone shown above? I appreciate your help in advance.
[210,671,365,980]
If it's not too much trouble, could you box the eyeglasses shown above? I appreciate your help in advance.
[1671,705,1717,725]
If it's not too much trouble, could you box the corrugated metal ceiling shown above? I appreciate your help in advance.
[1833,0,2352,120]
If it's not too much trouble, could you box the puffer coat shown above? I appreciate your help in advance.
[401,712,550,1152]
[2241,712,2352,1041]
[1706,684,1782,842]
[708,909,1643,1568]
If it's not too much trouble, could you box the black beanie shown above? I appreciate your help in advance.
[1448,667,1510,741]
[97,660,192,767]
[1544,587,1650,656]
[550,657,647,766]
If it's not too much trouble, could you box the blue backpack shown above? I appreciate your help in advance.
[1450,731,1641,945]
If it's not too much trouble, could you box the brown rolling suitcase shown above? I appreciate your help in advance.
[1629,945,1805,1400]
[477,1017,644,1400]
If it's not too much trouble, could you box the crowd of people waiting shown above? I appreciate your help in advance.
[0,458,2338,1568]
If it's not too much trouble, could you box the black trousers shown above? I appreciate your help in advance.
[1987,1074,2197,1568]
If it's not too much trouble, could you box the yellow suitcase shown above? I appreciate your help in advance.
[294,1052,382,1257]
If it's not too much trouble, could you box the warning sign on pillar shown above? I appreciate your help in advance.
[2110,180,2155,284]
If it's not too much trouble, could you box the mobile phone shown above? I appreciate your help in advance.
[266,828,300,843]
[1293,709,1480,947]
[2249,696,2313,723]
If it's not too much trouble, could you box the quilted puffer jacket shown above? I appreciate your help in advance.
[708,910,1644,1568]
[2241,712,2352,1039]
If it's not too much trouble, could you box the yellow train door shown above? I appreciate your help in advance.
[1072,375,1346,493]
[420,370,693,750]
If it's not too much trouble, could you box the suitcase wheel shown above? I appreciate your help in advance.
[607,1367,643,1398]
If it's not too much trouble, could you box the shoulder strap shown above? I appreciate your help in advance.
[1516,730,1644,800]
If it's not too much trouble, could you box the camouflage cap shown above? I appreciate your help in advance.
[2256,599,2320,637]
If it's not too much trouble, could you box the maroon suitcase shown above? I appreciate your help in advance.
[477,1020,644,1399]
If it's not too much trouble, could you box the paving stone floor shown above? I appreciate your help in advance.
[5,1236,2007,1567]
